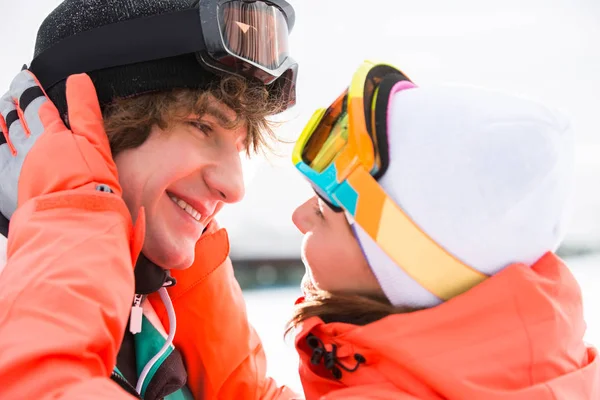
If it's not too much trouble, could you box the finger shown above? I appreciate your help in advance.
[0,134,13,162]
[0,110,8,146]
[9,69,49,102]
[65,74,112,162]
[0,118,10,162]
[10,70,56,145]
[10,71,42,137]
[0,91,18,156]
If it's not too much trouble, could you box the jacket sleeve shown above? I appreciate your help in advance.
[0,191,143,399]
[149,222,300,400]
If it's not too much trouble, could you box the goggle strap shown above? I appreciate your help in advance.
[372,73,411,180]
[345,166,489,300]
[30,8,205,90]
[315,190,343,213]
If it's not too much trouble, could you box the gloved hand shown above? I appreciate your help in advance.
[0,70,121,219]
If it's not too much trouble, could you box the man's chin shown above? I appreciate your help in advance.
[142,241,196,271]
[168,259,195,270]
[161,248,196,270]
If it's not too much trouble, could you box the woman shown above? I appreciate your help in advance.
[288,60,599,399]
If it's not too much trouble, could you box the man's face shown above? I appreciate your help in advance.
[114,97,247,270]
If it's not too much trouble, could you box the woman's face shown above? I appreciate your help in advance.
[292,195,384,297]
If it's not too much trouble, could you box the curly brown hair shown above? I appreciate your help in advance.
[102,75,284,157]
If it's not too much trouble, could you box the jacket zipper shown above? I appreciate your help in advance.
[110,370,142,399]
[130,294,144,334]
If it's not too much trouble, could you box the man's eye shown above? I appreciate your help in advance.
[189,121,212,136]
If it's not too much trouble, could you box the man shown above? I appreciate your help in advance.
[0,0,299,398]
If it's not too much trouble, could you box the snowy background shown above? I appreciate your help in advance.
[2,0,600,395]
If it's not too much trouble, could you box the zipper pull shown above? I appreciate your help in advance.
[129,294,144,335]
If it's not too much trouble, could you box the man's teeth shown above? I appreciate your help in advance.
[170,196,202,221]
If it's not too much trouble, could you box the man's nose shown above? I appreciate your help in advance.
[204,151,245,204]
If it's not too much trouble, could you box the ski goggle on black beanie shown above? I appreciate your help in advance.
[30,0,298,118]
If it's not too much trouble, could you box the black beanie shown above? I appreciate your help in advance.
[33,0,220,116]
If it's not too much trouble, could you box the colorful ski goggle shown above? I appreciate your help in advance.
[292,61,487,301]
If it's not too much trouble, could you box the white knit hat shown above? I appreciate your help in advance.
[352,83,575,309]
